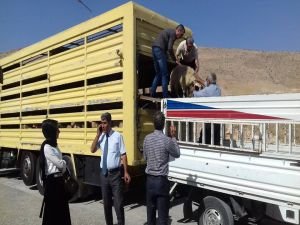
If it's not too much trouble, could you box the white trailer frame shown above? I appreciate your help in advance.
[163,93,300,224]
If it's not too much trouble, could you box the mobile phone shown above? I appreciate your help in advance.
[99,124,103,132]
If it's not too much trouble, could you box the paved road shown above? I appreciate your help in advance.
[0,174,288,225]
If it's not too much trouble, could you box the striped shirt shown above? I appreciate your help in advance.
[143,130,180,176]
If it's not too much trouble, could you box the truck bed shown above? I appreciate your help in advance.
[169,143,300,208]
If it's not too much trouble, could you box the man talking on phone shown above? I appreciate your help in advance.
[91,112,131,225]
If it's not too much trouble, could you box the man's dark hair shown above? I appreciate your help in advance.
[101,112,112,123]
[208,73,217,84]
[153,111,165,130]
[176,24,185,33]
[186,37,194,45]
[42,119,58,147]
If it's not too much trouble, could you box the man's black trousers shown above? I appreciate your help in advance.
[146,175,170,225]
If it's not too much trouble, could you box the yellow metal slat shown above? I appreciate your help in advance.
[86,109,123,122]
[48,88,85,109]
[2,69,21,83]
[49,46,85,67]
[86,58,122,75]
[0,117,20,125]
[1,99,20,108]
[0,87,20,97]
[86,34,123,56]
[86,67,122,80]
[21,59,48,79]
[48,112,85,123]
[21,130,43,138]
[21,95,48,111]
[21,80,48,93]
[21,115,47,124]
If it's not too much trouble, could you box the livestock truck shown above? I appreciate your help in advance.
[0,1,191,196]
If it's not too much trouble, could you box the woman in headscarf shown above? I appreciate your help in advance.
[40,119,71,225]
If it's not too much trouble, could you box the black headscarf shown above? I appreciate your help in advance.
[40,119,59,181]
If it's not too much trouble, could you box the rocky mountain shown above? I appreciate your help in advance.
[198,47,300,96]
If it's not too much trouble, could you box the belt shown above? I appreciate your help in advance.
[108,167,120,173]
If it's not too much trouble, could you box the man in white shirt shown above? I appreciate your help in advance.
[91,112,131,225]
[176,37,199,73]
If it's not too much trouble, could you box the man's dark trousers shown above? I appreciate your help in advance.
[146,175,170,225]
[101,170,124,225]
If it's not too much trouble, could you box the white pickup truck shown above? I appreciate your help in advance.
[162,93,300,225]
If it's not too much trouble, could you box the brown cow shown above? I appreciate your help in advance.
[170,65,203,97]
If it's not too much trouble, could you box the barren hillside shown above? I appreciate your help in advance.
[198,47,300,96]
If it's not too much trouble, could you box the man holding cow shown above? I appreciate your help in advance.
[176,37,199,73]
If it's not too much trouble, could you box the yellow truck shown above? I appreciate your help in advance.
[0,2,191,196]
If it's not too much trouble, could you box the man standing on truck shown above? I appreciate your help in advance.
[143,111,180,225]
[151,24,185,98]
[176,37,199,73]
[90,112,131,225]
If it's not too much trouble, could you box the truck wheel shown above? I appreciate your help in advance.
[21,152,36,186]
[198,196,233,225]
[36,156,44,195]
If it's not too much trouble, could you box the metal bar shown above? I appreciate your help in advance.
[262,123,266,153]
[193,122,196,143]
[240,124,243,148]
[275,123,279,153]
[230,124,233,148]
[169,182,178,195]
[211,122,214,145]
[285,124,288,144]
[178,121,181,141]
[251,125,255,150]
[289,123,292,154]
[186,121,189,142]
[202,122,205,144]
[220,123,224,146]
[293,124,296,145]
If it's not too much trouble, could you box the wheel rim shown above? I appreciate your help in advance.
[203,208,221,225]
[23,155,31,179]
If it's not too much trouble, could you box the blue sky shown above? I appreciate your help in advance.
[0,0,299,53]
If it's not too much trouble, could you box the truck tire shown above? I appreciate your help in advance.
[20,152,36,186]
[36,156,44,195]
[198,196,234,225]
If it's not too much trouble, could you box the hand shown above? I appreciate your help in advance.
[123,172,131,184]
[176,60,181,65]
[97,124,103,136]
[169,125,177,138]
